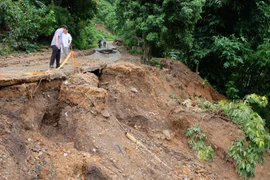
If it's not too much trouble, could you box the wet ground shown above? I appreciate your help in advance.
[0,43,122,76]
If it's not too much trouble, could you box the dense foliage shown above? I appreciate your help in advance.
[0,0,55,52]
[115,0,205,62]
[96,0,118,34]
[219,94,270,178]
[113,0,270,126]
[113,0,270,101]
[0,0,97,53]
[189,0,270,99]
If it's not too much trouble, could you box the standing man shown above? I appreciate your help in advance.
[60,29,72,63]
[103,37,107,48]
[49,25,68,68]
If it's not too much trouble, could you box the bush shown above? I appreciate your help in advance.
[73,20,115,50]
[180,95,269,178]
[149,59,165,69]
[1,0,55,52]
[219,94,270,178]
[186,124,214,162]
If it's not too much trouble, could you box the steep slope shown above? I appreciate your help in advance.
[0,56,269,179]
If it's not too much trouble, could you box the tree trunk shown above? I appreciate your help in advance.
[58,0,64,6]
[196,62,200,74]
[135,36,140,46]
[141,40,151,64]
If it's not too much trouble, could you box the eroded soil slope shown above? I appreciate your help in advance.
[0,55,270,179]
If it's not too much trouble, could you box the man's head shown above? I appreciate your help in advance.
[62,25,68,33]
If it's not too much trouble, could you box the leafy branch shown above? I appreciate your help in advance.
[180,94,269,178]
[219,94,270,178]
[186,124,214,162]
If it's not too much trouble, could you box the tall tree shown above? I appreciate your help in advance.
[0,0,55,52]
[0,0,97,51]
[188,0,270,98]
[115,0,205,63]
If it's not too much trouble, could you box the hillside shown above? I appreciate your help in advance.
[0,45,269,180]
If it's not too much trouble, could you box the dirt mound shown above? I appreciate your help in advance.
[0,58,270,179]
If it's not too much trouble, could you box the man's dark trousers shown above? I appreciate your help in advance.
[50,45,61,68]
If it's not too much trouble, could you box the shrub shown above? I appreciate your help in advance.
[1,0,55,52]
[186,124,214,162]
[219,94,270,178]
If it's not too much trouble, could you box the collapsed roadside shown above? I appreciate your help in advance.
[0,51,269,179]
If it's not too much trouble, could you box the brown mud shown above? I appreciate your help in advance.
[0,44,270,180]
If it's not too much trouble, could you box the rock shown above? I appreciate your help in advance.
[90,110,98,115]
[101,110,110,118]
[32,145,41,152]
[130,87,138,93]
[182,167,193,178]
[22,167,28,172]
[196,168,207,174]
[156,134,161,139]
[172,107,182,114]
[163,130,171,141]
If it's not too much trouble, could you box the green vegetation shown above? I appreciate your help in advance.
[115,0,205,62]
[186,124,214,162]
[178,94,269,178]
[0,0,116,54]
[0,0,99,53]
[0,0,55,53]
[169,94,183,102]
[149,59,165,69]
[228,139,256,178]
[0,0,270,178]
[114,0,270,132]
[0,0,269,100]
[112,0,270,102]
[96,0,118,35]
[219,94,269,178]
[189,1,270,99]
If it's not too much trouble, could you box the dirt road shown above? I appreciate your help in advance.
[0,42,122,76]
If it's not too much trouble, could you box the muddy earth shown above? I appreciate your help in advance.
[0,44,270,180]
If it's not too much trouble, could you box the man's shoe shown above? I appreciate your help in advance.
[50,66,54,68]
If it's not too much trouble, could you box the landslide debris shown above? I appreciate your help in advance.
[0,59,269,180]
